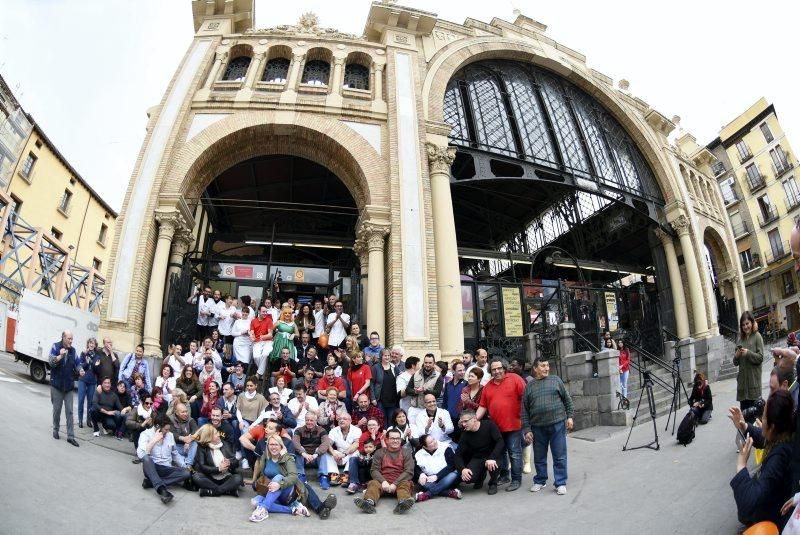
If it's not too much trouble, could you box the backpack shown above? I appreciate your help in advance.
[676,410,696,446]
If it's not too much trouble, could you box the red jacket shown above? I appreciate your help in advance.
[618,349,630,373]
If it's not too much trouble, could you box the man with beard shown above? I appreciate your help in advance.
[208,406,236,450]
[405,354,442,423]
[351,393,384,432]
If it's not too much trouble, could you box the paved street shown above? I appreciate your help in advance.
[0,351,770,534]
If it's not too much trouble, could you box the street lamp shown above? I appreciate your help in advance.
[528,245,586,284]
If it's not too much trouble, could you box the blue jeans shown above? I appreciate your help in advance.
[175,441,198,467]
[420,470,459,496]
[77,380,96,422]
[255,474,295,514]
[620,371,629,398]
[499,430,523,482]
[532,420,568,486]
[296,452,335,476]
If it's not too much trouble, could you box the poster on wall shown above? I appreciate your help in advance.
[502,287,524,337]
[605,292,619,332]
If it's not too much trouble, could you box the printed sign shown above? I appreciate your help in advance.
[605,292,619,332]
[502,287,524,337]
[219,263,267,280]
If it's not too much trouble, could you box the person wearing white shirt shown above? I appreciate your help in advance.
[200,339,223,370]
[413,394,454,448]
[396,356,420,413]
[155,363,177,404]
[466,349,491,386]
[188,286,213,340]
[287,384,319,430]
[263,298,280,323]
[325,301,350,348]
[186,341,204,373]
[326,413,361,482]
[206,289,223,331]
[165,344,189,377]
[312,300,326,343]
[217,295,238,347]
[231,308,253,366]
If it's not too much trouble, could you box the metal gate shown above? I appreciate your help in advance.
[162,259,201,353]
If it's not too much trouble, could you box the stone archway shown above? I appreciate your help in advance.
[704,226,740,331]
[421,36,680,207]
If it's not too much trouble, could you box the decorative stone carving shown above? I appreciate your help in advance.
[425,142,456,175]
[245,12,365,41]
[670,214,691,237]
[155,210,184,239]
[357,222,390,252]
[652,227,673,245]
[172,228,194,251]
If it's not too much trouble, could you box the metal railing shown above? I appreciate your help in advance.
[741,253,761,273]
[732,220,751,239]
[773,160,794,179]
[758,205,780,227]
[746,171,767,192]
[765,241,792,264]
[785,194,800,212]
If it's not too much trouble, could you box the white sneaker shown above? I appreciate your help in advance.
[241,458,250,470]
[235,451,242,461]
[556,485,567,495]
[92,431,100,437]
[530,483,544,492]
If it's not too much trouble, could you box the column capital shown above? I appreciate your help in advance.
[155,210,185,239]
[372,61,385,72]
[653,227,673,245]
[173,228,194,251]
[215,50,229,62]
[425,142,456,175]
[669,214,691,237]
[333,57,345,66]
[357,221,390,252]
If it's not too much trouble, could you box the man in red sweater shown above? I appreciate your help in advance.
[249,306,273,378]
[355,428,415,514]
[476,357,526,493]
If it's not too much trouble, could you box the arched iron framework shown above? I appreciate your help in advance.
[262,57,290,83]
[222,56,251,82]
[343,63,370,90]
[301,60,331,86]
[444,60,663,205]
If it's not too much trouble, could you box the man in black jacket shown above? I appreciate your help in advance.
[48,330,80,446]
[454,410,504,493]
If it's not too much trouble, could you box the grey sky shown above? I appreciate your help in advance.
[1,0,798,211]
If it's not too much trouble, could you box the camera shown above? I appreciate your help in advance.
[742,398,766,422]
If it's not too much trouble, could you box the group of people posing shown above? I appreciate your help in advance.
[48,292,575,521]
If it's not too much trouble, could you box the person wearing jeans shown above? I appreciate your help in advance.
[521,357,574,495]
[76,338,100,428]
[413,434,462,501]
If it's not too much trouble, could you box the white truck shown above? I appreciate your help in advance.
[13,289,100,382]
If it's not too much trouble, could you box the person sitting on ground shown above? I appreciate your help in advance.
[236,375,268,435]
[151,387,168,419]
[413,394,454,449]
[164,344,187,377]
[115,380,133,420]
[92,376,124,439]
[688,372,713,424]
[317,367,347,402]
[414,433,462,502]
[201,338,223,371]
[191,423,242,497]
[169,402,199,469]
[198,378,220,426]
[270,347,299,392]
[239,418,296,474]
[454,409,504,493]
[387,408,418,449]
[354,428,415,515]
[347,418,384,493]
[327,412,361,487]
[269,375,293,406]
[127,392,155,463]
[317,387,348,431]
[127,373,148,411]
[166,388,188,418]
[198,357,222,387]
[208,406,236,451]
[228,362,247,395]
[352,393,385,432]
[729,390,794,530]
[287,384,319,431]
[137,414,191,504]
[216,383,239,442]
[249,435,311,521]
[292,411,335,489]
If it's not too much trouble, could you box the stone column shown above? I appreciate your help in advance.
[654,228,690,339]
[244,51,265,88]
[671,215,709,337]
[354,237,369,327]
[358,222,390,338]
[373,62,384,103]
[330,57,345,95]
[203,50,228,90]
[287,53,304,90]
[164,228,193,301]
[425,142,464,359]
[142,210,183,357]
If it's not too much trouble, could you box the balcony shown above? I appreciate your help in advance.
[746,171,767,193]
[732,220,751,239]
[757,205,779,227]
[711,161,726,177]
[765,241,791,265]
[773,160,794,179]
[722,188,739,206]
[786,194,800,213]
[739,148,754,164]
[741,253,761,273]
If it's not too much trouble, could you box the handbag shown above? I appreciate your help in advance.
[254,474,272,496]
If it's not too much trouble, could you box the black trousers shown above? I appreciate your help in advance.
[142,455,190,490]
[465,457,499,486]
[192,472,242,493]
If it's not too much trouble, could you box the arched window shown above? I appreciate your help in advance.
[301,60,330,86]
[222,56,251,82]
[343,63,370,90]
[262,57,290,83]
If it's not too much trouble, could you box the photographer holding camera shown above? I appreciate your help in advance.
[734,311,765,416]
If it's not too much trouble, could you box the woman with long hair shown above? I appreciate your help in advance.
[348,323,369,350]
[77,337,100,428]
[735,311,765,415]
[729,390,794,529]
[414,433,461,501]
[191,423,242,497]
[267,305,300,367]
[154,363,176,404]
[688,372,713,424]
[198,378,220,426]
[387,408,417,449]
[295,303,315,335]
[617,339,631,400]
[249,435,310,521]
[177,365,200,404]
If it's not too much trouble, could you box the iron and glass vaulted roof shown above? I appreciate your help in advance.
[443,60,665,269]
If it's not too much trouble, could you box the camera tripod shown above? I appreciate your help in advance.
[622,370,660,452]
[665,353,691,435]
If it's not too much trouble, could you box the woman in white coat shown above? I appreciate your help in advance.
[231,307,253,368]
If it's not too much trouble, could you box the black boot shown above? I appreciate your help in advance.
[156,486,174,504]
[318,493,337,519]
[183,479,198,492]
[227,488,240,498]
[199,488,218,497]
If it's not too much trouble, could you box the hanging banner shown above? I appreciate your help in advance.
[605,292,619,332]
[502,287,524,337]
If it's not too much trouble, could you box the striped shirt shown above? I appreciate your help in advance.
[520,375,574,428]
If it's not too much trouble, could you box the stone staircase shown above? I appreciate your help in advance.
[623,361,688,426]
[717,359,738,381]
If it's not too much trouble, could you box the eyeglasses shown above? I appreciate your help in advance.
[143,402,152,406]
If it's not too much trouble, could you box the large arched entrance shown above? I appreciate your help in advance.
[703,227,738,336]
[442,59,671,358]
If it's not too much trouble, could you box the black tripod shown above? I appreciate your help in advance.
[622,370,660,451]
[665,353,691,435]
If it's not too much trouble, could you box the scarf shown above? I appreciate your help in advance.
[209,441,226,479]
[137,404,152,419]
[244,390,257,400]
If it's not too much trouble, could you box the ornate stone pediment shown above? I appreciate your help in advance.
[245,12,365,41]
